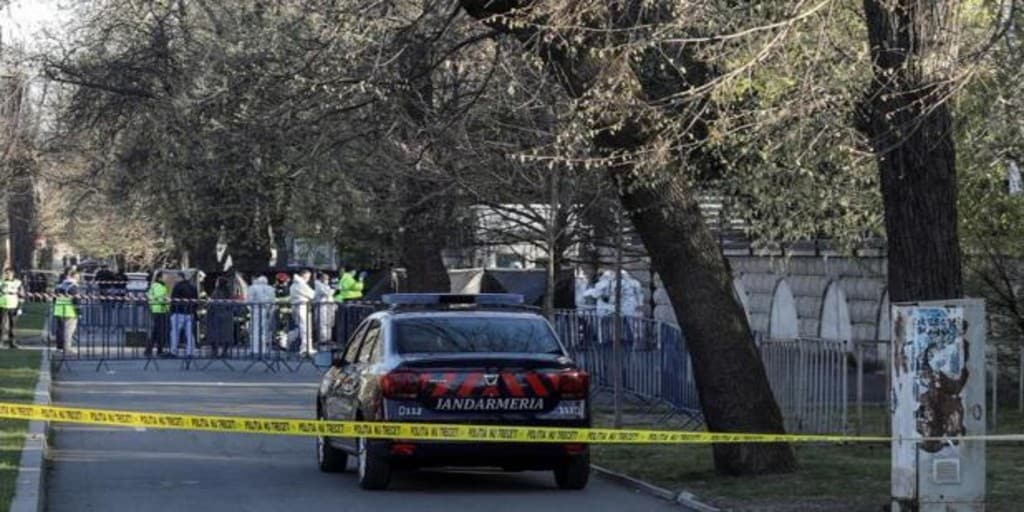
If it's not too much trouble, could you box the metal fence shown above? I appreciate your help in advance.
[757,338,849,434]
[39,297,379,372]
[554,313,854,434]
[553,311,703,427]
[36,296,885,434]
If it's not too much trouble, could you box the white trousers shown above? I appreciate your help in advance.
[249,305,273,356]
[293,304,314,354]
[316,302,336,344]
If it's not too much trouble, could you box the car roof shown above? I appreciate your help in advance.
[382,310,545,320]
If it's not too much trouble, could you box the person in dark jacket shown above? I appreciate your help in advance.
[206,277,239,358]
[169,273,199,357]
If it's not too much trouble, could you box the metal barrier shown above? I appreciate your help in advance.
[38,296,383,372]
[757,338,848,434]
[556,312,853,434]
[37,295,857,434]
[554,310,703,427]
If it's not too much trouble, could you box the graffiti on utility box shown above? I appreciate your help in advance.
[894,306,969,451]
[891,300,985,512]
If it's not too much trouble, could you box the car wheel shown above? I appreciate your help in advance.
[316,408,348,473]
[554,452,590,490]
[357,436,391,490]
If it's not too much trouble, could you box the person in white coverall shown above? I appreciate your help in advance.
[247,276,276,356]
[313,272,336,345]
[583,270,643,317]
[289,270,316,355]
[582,270,645,343]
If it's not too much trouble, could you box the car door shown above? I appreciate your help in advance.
[351,320,383,417]
[335,320,381,449]
[323,321,369,423]
[337,320,381,415]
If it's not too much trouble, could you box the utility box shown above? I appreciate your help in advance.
[891,299,986,511]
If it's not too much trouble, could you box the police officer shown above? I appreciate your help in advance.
[146,272,170,357]
[0,268,23,349]
[334,265,365,303]
[54,270,81,352]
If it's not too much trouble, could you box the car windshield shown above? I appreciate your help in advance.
[393,316,562,354]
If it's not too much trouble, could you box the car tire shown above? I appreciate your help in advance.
[554,452,590,490]
[357,436,391,490]
[316,407,348,473]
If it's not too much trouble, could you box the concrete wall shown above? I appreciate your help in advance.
[654,255,888,343]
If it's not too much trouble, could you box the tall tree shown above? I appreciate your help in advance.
[858,0,965,302]
[459,0,796,475]
[1,71,40,271]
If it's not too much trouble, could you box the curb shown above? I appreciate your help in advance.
[10,351,52,512]
[592,464,720,512]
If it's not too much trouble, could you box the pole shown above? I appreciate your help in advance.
[884,340,891,436]
[856,341,864,435]
[991,351,998,431]
[613,208,624,429]
[1019,344,1023,413]
[545,167,558,322]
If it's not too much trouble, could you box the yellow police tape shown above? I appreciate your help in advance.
[2,402,1022,444]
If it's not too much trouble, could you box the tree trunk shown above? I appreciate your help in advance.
[618,172,794,474]
[185,234,219,273]
[227,227,271,274]
[460,0,796,474]
[859,0,963,302]
[400,204,452,293]
[7,171,37,271]
[272,225,291,268]
[394,29,453,294]
[544,169,560,320]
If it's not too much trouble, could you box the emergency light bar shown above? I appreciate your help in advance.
[382,293,525,307]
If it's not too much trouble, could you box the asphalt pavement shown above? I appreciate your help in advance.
[46,361,682,512]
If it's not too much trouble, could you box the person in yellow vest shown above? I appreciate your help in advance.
[53,270,81,352]
[334,265,365,303]
[332,266,365,346]
[0,268,23,349]
[146,271,170,357]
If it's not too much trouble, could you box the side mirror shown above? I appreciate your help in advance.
[331,350,348,368]
[315,344,347,368]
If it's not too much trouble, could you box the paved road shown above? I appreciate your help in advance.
[47,361,681,512]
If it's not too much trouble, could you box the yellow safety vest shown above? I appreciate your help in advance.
[335,272,364,302]
[53,281,78,319]
[148,282,170,314]
[54,296,77,319]
[0,279,20,309]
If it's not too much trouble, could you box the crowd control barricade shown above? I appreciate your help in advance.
[33,294,854,434]
[555,310,704,428]
[35,294,380,373]
[332,302,378,345]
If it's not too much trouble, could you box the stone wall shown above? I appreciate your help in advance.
[653,255,889,343]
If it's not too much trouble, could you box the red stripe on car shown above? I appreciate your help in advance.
[502,373,525,397]
[456,373,481,397]
[524,373,550,397]
[430,372,457,398]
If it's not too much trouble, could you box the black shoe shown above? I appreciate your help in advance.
[7,343,19,349]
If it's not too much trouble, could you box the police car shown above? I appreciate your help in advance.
[315,294,590,490]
